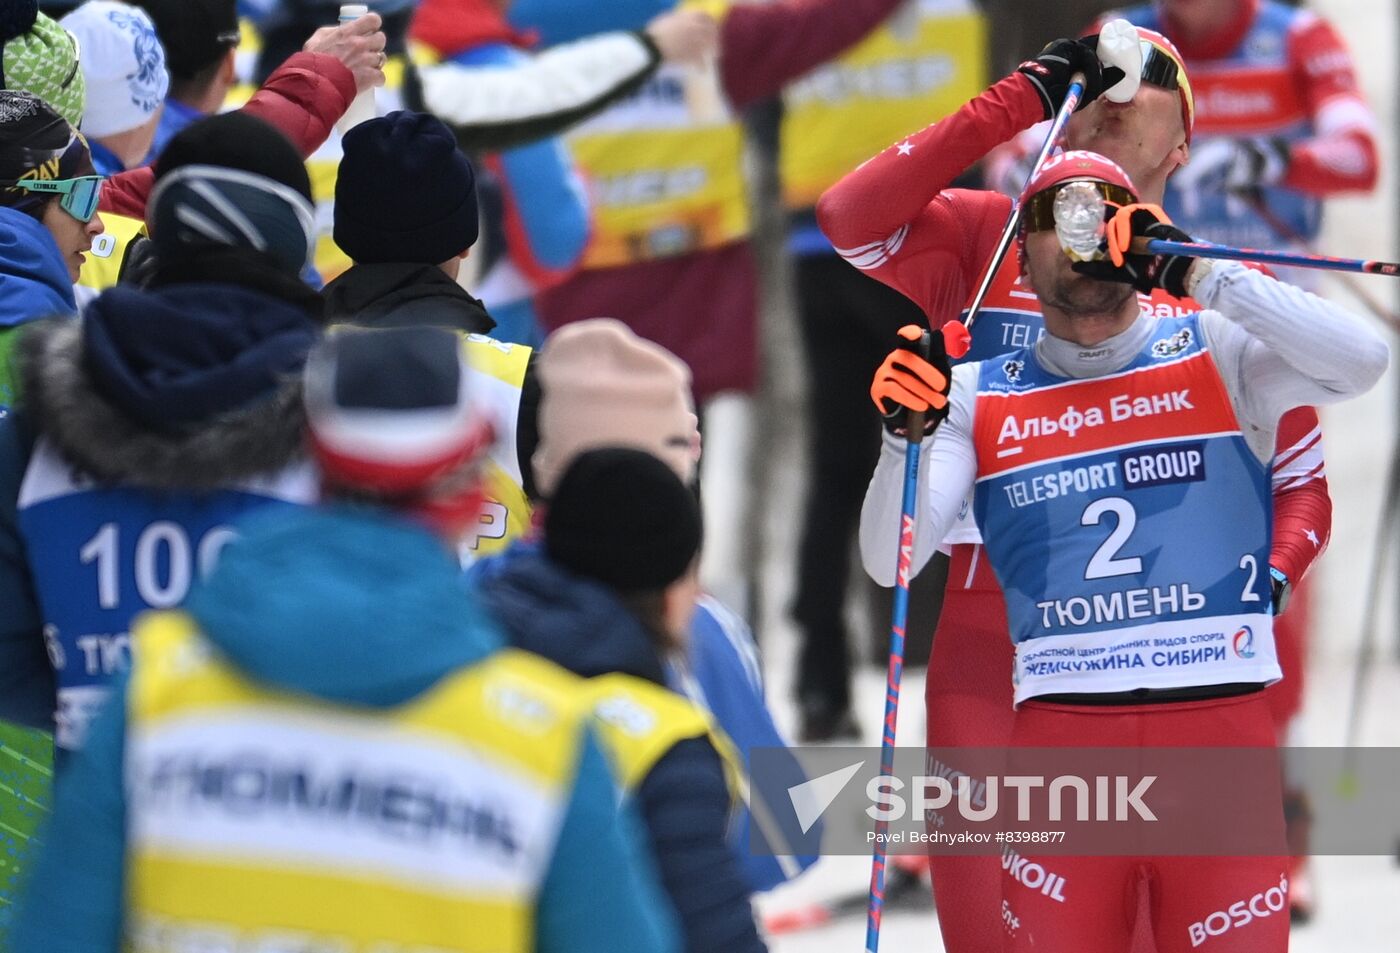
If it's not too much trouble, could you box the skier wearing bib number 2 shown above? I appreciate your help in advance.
[856,151,1387,952]
[818,26,1337,951]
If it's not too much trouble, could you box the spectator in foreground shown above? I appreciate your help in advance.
[479,445,768,953]
[12,325,678,953]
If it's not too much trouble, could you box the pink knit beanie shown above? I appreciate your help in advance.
[533,318,700,498]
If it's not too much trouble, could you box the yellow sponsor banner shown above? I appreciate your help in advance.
[780,5,987,209]
[571,122,750,268]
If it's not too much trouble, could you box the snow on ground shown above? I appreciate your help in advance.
[745,1,1400,948]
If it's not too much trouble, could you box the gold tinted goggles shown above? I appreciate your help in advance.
[1023,180,1136,233]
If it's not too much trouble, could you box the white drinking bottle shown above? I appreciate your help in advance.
[336,4,378,132]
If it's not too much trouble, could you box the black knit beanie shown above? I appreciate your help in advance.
[546,448,702,593]
[0,90,88,219]
[155,110,312,201]
[334,110,479,265]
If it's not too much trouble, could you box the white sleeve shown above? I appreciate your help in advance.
[1194,261,1390,436]
[419,32,657,135]
[859,365,979,586]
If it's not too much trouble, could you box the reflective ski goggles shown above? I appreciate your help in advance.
[0,175,105,223]
[1023,179,1135,233]
[1139,39,1182,91]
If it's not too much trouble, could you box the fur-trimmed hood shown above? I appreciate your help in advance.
[19,317,308,492]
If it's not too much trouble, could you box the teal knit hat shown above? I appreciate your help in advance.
[0,2,85,128]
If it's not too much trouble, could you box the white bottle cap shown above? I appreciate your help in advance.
[1099,18,1144,104]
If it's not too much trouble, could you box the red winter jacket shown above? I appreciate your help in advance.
[100,52,357,218]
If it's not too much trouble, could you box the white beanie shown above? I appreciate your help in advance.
[60,1,168,138]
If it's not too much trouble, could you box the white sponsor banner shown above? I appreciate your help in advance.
[128,710,564,895]
[1014,612,1279,703]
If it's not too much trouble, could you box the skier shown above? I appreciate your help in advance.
[818,27,1332,950]
[1102,0,1379,918]
[857,150,1387,952]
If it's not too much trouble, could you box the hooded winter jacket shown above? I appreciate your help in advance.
[0,282,320,746]
[12,505,679,953]
[477,546,767,953]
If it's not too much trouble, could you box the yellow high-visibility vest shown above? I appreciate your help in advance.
[584,672,742,799]
[76,211,146,292]
[459,333,534,560]
[125,612,597,953]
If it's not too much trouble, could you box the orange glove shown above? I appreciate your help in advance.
[1074,202,1197,298]
[871,325,951,437]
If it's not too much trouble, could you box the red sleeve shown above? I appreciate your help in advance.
[1281,16,1378,195]
[718,0,904,110]
[1269,406,1331,583]
[815,73,1042,322]
[99,167,154,218]
[240,52,357,158]
[98,54,354,220]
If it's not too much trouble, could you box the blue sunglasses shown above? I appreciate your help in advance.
[2,175,105,223]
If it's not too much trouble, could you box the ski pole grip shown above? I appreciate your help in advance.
[905,329,933,447]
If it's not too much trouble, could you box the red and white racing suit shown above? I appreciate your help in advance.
[818,71,1336,952]
[853,262,1386,951]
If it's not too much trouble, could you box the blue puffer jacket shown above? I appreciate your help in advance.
[0,206,76,407]
[477,545,768,953]
[12,506,678,953]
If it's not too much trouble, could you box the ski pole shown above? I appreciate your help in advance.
[963,73,1086,333]
[1133,236,1400,277]
[1238,191,1400,334]
[863,328,930,953]
[965,20,1144,332]
[861,321,975,953]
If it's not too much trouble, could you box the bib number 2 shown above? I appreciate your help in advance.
[1081,497,1144,580]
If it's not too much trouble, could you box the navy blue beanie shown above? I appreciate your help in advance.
[82,284,318,433]
[334,110,479,266]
